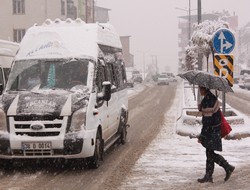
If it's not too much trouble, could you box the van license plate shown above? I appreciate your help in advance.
[22,142,51,150]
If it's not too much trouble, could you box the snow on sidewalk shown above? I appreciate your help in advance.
[119,83,250,190]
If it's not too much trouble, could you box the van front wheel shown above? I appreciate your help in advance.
[87,130,103,169]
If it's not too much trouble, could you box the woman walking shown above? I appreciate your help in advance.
[197,86,235,183]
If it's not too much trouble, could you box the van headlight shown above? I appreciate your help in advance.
[0,109,7,132]
[69,109,86,132]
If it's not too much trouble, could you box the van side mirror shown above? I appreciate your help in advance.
[102,81,111,101]
[0,84,3,95]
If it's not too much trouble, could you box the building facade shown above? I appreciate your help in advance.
[0,0,94,42]
[0,0,133,68]
[120,36,134,67]
[94,6,110,23]
[238,23,250,70]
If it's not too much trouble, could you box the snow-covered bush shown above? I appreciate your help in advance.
[184,19,229,70]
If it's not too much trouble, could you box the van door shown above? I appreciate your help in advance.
[0,67,5,94]
[107,61,125,137]
[95,59,109,140]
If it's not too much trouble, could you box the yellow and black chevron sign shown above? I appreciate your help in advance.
[214,54,234,86]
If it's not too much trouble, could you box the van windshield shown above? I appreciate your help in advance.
[6,59,89,91]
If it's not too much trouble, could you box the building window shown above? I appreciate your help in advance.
[67,0,77,19]
[61,0,65,16]
[13,0,25,14]
[13,29,25,42]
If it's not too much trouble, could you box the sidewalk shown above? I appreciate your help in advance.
[119,82,250,190]
[176,82,250,139]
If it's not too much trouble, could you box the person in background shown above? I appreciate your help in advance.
[197,86,235,183]
[27,71,41,89]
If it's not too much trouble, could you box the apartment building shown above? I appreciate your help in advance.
[238,23,250,69]
[0,1,134,68]
[0,0,94,42]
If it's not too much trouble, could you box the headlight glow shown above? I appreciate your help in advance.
[69,109,86,132]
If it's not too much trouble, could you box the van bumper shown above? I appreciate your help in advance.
[0,133,85,159]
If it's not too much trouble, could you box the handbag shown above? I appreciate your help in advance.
[220,110,232,138]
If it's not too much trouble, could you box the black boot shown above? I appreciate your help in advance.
[198,174,213,183]
[215,154,235,182]
[224,164,235,182]
[198,159,214,183]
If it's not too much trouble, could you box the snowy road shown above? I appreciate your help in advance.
[1,82,250,190]
[0,83,177,190]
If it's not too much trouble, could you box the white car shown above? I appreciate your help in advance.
[157,74,169,85]
[243,77,250,90]
[238,69,250,89]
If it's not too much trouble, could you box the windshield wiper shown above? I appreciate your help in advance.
[6,88,27,92]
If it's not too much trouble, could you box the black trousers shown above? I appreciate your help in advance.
[205,149,229,177]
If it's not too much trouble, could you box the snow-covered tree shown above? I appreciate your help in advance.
[185,19,229,70]
[185,45,197,70]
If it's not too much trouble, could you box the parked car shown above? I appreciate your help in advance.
[238,69,250,89]
[126,77,134,88]
[157,74,169,85]
[243,77,250,90]
[132,70,143,83]
[160,72,177,82]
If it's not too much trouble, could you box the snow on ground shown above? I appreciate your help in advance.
[119,81,250,189]
[177,81,250,139]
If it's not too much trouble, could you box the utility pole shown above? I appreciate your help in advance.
[137,50,149,80]
[198,0,201,24]
[188,0,191,45]
[197,0,202,71]
[176,1,196,46]
[197,0,203,108]
[143,52,145,80]
[151,55,158,75]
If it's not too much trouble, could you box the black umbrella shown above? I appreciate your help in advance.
[178,70,234,93]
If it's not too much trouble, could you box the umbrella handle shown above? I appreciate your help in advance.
[192,84,196,101]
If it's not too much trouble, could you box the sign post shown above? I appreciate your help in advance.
[212,28,235,114]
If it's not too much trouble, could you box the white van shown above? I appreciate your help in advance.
[0,19,129,168]
[0,40,19,93]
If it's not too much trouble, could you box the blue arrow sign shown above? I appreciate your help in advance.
[212,29,235,54]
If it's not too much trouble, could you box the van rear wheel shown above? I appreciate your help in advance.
[87,130,103,169]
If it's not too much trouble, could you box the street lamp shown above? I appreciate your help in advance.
[136,50,149,80]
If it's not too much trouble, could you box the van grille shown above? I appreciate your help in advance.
[14,115,63,121]
[16,132,60,136]
[10,115,66,137]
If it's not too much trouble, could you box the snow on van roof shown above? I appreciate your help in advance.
[15,18,122,61]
